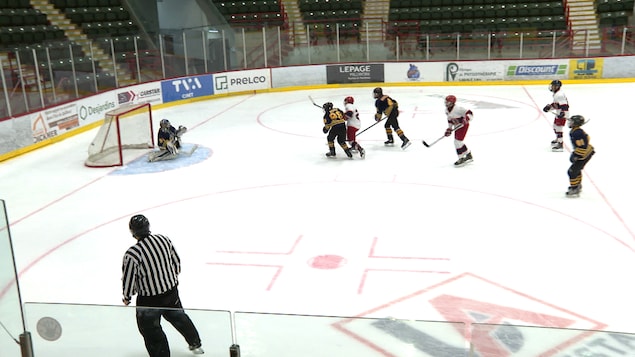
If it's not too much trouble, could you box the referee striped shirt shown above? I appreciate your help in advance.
[122,234,180,300]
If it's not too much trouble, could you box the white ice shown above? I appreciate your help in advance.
[1,83,634,356]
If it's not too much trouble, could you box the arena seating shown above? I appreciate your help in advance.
[596,0,634,27]
[52,0,137,40]
[388,0,568,36]
[0,6,64,48]
[298,0,363,40]
[211,0,285,27]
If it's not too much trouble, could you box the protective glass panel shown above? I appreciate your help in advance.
[0,200,24,356]
[24,303,233,356]
[235,312,469,356]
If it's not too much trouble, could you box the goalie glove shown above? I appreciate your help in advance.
[176,125,187,138]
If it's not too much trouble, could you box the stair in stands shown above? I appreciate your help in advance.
[280,0,307,46]
[30,0,135,86]
[566,0,602,54]
[362,0,389,42]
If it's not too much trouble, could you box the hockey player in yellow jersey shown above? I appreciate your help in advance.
[322,102,353,159]
[373,87,411,150]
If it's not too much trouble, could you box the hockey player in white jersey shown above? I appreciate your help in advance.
[444,95,474,167]
[543,79,569,152]
[343,96,365,159]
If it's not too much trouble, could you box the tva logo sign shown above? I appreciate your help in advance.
[161,75,214,103]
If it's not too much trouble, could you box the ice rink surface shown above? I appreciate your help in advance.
[1,82,635,352]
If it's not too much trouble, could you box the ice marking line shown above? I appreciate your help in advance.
[216,234,302,255]
[6,179,632,302]
[369,237,450,260]
[205,263,282,291]
[6,94,255,228]
[357,269,451,295]
[522,84,635,245]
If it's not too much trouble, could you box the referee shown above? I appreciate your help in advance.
[122,214,204,356]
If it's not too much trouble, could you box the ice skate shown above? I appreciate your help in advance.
[401,139,411,150]
[454,152,473,167]
[189,344,204,354]
[325,152,336,158]
[384,139,394,145]
[551,142,563,152]
[345,148,353,159]
[359,147,365,159]
[565,185,580,197]
[551,139,558,145]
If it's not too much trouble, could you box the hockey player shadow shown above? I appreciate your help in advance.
[110,143,212,175]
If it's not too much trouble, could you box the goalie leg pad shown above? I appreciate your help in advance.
[149,150,178,162]
[166,141,178,155]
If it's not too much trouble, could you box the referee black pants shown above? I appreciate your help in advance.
[136,286,201,357]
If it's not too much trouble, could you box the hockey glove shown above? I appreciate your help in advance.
[323,126,328,134]
[543,104,552,112]
[444,128,452,137]
[557,111,566,119]
[176,125,187,138]
[375,113,382,122]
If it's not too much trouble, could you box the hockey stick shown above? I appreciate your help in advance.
[181,144,198,156]
[422,124,464,148]
[308,95,323,109]
[356,116,386,137]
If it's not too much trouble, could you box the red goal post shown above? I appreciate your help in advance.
[84,103,155,167]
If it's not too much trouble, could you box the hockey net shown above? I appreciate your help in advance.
[85,103,154,167]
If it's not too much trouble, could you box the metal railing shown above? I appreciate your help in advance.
[1,22,634,121]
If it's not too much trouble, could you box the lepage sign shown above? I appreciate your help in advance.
[326,64,384,84]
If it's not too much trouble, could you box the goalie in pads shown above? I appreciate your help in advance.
[148,119,187,162]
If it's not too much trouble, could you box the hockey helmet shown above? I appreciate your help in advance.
[322,102,333,112]
[129,214,150,238]
[568,115,586,128]
[445,95,457,109]
[344,96,354,104]
[549,80,562,92]
[373,87,383,99]
[160,119,171,129]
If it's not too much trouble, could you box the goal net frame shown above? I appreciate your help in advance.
[85,103,155,167]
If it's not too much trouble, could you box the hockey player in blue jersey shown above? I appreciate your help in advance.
[373,87,411,150]
[149,119,187,162]
[566,115,595,197]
